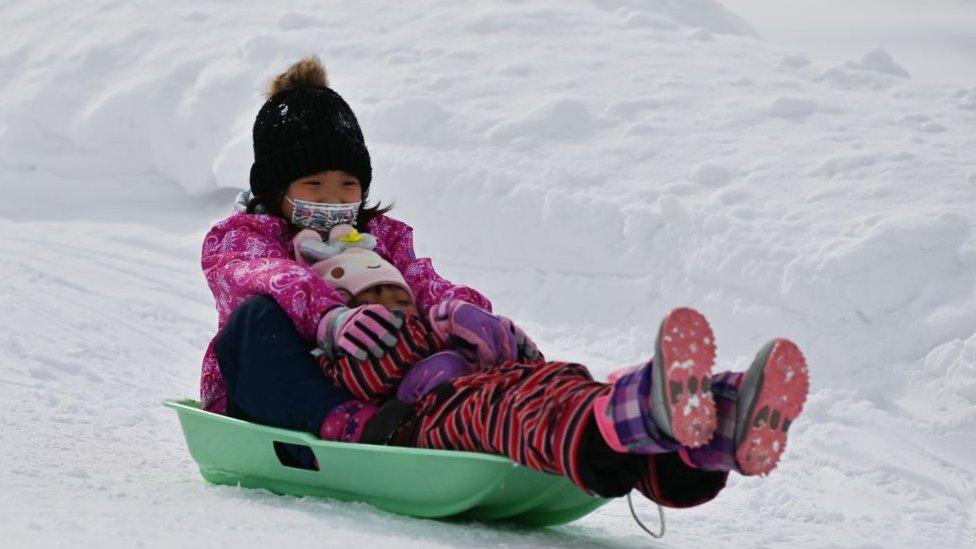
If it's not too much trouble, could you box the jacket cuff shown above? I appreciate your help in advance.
[316,305,348,348]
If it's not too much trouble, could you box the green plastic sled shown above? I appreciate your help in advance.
[165,399,608,526]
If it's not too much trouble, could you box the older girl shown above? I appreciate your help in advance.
[201,56,809,506]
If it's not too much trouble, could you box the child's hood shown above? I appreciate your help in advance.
[233,190,260,214]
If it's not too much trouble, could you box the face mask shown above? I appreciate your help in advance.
[287,197,361,234]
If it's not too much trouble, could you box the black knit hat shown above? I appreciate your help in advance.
[249,82,371,200]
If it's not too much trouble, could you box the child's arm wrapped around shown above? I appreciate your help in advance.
[202,214,348,342]
[296,225,472,405]
[317,311,448,403]
[299,223,543,407]
[204,215,403,360]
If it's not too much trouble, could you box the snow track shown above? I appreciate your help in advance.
[1,1,974,547]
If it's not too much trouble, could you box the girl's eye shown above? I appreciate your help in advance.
[344,181,359,187]
[304,181,321,186]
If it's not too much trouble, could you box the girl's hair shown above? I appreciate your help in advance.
[245,188,394,229]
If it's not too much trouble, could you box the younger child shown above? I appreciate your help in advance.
[293,223,540,405]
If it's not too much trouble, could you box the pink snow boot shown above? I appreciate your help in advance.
[592,307,718,452]
[678,338,810,476]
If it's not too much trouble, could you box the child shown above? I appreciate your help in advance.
[293,222,540,405]
[292,224,541,404]
[202,55,809,508]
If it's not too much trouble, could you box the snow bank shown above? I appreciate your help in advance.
[1,1,974,547]
[0,0,753,213]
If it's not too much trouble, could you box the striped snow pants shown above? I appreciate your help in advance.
[319,310,642,496]
[410,360,616,493]
[317,311,634,494]
[224,298,725,504]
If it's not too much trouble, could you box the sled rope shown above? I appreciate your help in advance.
[626,493,665,538]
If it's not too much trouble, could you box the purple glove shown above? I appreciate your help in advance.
[429,300,542,365]
[317,305,404,360]
[396,350,472,404]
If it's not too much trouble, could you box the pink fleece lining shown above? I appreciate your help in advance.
[591,392,629,453]
[677,447,700,469]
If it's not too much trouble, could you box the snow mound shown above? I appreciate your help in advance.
[688,162,732,186]
[593,0,757,36]
[851,47,912,79]
[769,96,840,119]
[905,331,976,428]
[369,98,460,147]
[817,48,911,89]
[487,98,595,143]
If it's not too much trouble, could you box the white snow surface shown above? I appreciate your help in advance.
[1,1,974,547]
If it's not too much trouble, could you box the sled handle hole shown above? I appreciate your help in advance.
[273,441,319,471]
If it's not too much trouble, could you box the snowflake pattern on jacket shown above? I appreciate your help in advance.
[199,211,492,414]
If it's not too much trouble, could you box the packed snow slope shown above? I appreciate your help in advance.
[1,1,974,547]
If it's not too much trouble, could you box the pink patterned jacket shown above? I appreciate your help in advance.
[199,211,492,413]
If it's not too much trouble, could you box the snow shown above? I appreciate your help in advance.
[1,0,974,547]
[689,162,732,186]
[852,48,912,79]
[719,0,976,87]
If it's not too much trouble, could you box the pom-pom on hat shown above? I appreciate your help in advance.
[249,56,372,201]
